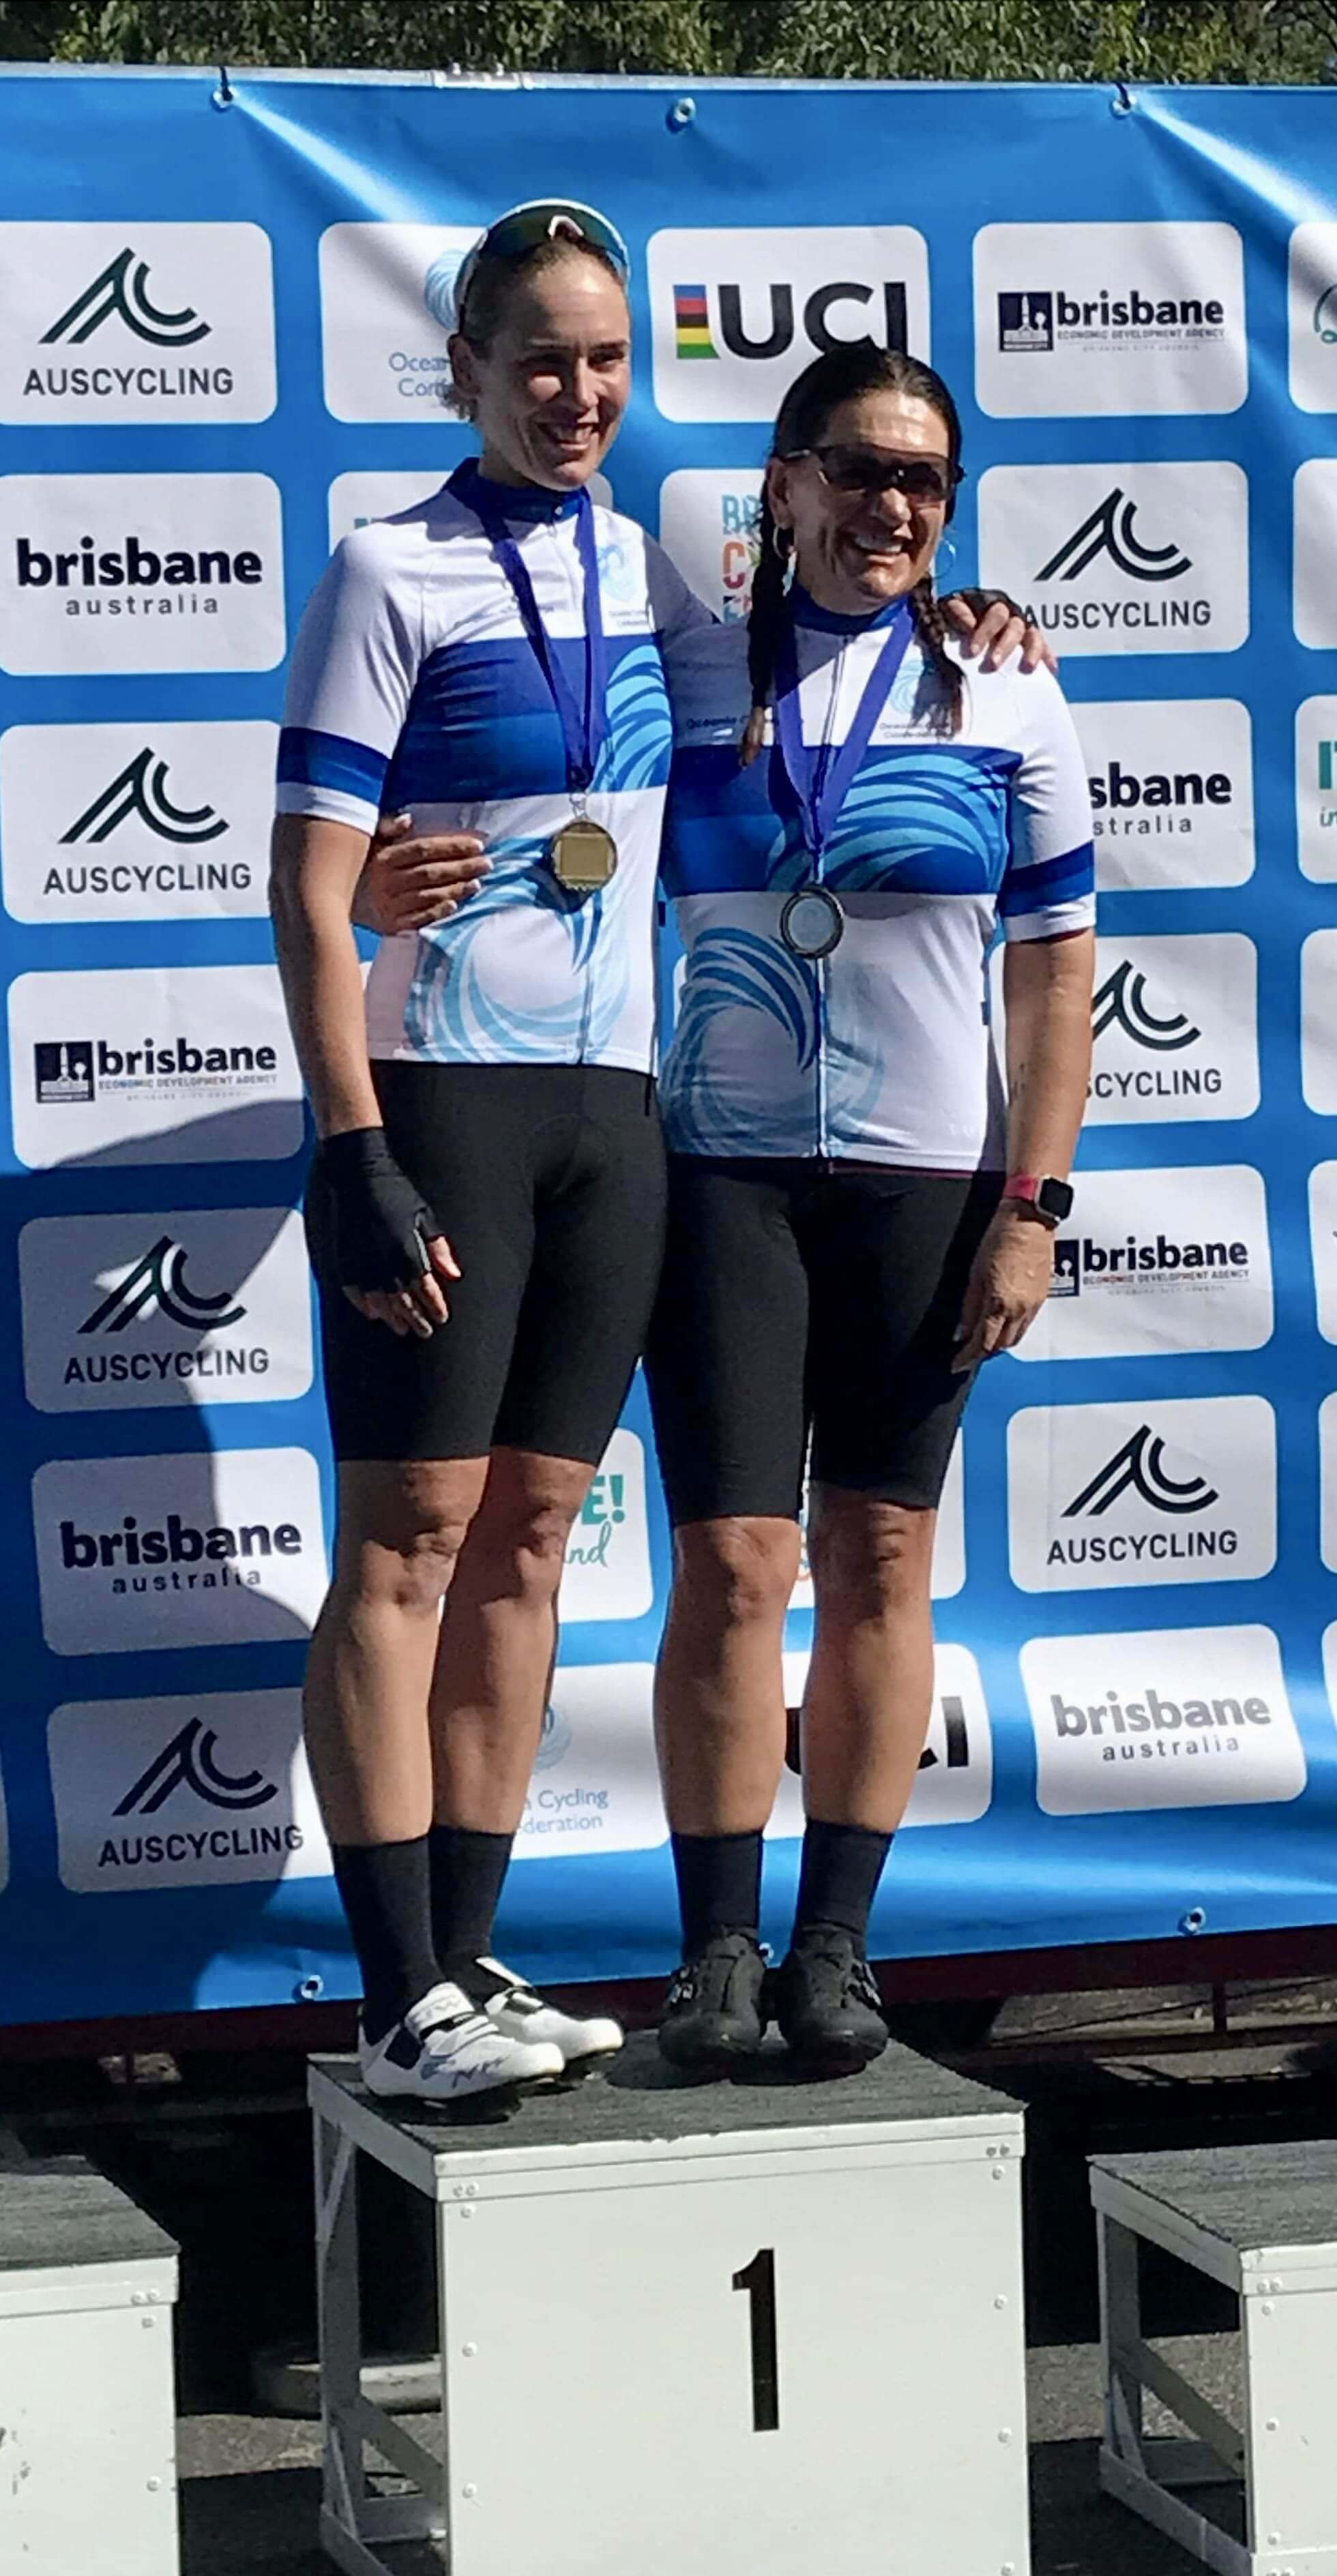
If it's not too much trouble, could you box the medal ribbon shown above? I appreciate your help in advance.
[773,598,915,869]
[452,460,609,795]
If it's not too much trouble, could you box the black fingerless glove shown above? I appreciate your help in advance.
[316,1128,442,1293]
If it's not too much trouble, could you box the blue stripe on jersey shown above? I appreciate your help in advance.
[277,726,389,801]
[662,739,1026,898]
[998,840,1095,915]
[383,633,673,811]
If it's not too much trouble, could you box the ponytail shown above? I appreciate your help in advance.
[741,488,791,766]
[907,578,964,737]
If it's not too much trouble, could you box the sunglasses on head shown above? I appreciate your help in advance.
[789,443,965,507]
[455,199,631,327]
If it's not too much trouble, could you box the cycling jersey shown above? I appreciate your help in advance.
[277,464,711,1071]
[659,599,1096,1168]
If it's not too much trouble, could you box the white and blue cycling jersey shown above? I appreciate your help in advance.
[276,465,711,1069]
[658,597,1096,1169]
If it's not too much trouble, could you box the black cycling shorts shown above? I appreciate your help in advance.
[306,1063,666,1466]
[645,1156,1003,1524]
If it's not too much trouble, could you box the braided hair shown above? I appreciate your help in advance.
[741,345,965,763]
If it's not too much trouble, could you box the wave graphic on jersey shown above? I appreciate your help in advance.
[591,643,674,796]
[402,840,630,1062]
[663,928,818,1153]
[763,748,1012,895]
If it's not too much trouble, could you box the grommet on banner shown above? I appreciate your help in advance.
[211,62,235,110]
[296,1973,325,2000]
[667,95,696,132]
[1111,78,1133,117]
[1179,1907,1207,1936]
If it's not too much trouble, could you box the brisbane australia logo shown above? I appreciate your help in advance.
[80,1236,246,1337]
[114,1716,276,1818]
[62,747,226,848]
[1038,488,1192,585]
[42,248,209,349]
[673,277,909,364]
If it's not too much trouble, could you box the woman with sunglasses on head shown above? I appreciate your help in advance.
[648,345,1095,2075]
[270,201,722,2101]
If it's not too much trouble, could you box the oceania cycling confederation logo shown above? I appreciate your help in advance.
[42,247,209,349]
[0,222,275,423]
[978,460,1248,656]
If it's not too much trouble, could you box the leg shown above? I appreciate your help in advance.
[428,1445,594,1837]
[802,1489,937,1831]
[655,1516,803,1836]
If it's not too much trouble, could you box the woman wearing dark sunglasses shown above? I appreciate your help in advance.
[270,199,720,2099]
[649,346,1095,2073]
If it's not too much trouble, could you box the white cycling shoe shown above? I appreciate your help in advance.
[470,1957,624,2069]
[359,1979,563,2102]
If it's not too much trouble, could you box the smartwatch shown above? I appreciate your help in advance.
[1001,1173,1074,1230]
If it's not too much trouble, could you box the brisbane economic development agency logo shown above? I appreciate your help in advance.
[975,222,1245,417]
[0,222,276,423]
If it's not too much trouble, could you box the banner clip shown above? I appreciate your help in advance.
[1111,78,1134,117]
[212,63,235,110]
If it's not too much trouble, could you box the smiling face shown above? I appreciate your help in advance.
[768,387,952,617]
[450,250,631,492]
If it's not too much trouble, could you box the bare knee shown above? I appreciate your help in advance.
[673,1518,801,1631]
[808,1495,935,1618]
[460,1453,591,1607]
[333,1462,484,1618]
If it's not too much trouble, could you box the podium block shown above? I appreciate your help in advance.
[0,2156,179,2575]
[1093,2141,1337,2576]
[310,2036,1028,2576]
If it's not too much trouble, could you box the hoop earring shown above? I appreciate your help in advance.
[937,533,957,567]
[771,523,792,563]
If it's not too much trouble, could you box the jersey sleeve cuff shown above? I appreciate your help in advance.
[274,780,381,835]
[1002,893,1097,943]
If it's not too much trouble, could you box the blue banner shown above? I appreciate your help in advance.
[2,65,1336,2024]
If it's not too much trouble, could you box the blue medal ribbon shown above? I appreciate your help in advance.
[773,596,915,870]
[450,458,609,795]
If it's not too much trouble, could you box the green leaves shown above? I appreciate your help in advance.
[5,0,1333,83]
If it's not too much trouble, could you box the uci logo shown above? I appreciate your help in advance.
[650,226,931,423]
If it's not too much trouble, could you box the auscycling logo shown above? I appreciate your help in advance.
[1066,1425,1217,1518]
[42,248,209,349]
[1092,960,1199,1051]
[62,746,226,848]
[1047,1427,1237,1573]
[1039,488,1192,584]
[80,1236,245,1336]
[114,1715,274,1816]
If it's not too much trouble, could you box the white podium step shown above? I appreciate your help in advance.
[0,2155,179,2575]
[1093,2140,1337,2576]
[311,2032,1029,2576]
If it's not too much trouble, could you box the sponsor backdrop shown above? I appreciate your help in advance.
[1,66,1336,2024]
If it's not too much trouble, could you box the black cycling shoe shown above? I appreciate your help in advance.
[774,1927,888,2073]
[658,1929,768,2074]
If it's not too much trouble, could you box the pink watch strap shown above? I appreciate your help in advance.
[1002,1174,1041,1204]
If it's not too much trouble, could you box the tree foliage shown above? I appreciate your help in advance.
[1,0,1334,78]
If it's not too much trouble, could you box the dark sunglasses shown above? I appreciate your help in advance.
[455,199,630,329]
[790,443,965,507]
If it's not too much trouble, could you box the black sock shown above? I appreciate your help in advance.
[332,1837,440,2045]
[428,1824,514,1977]
[793,1820,893,1948]
[671,1829,763,1957]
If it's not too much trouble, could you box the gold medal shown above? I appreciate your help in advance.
[550,815,619,891]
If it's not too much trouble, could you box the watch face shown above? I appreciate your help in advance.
[1037,1176,1074,1223]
